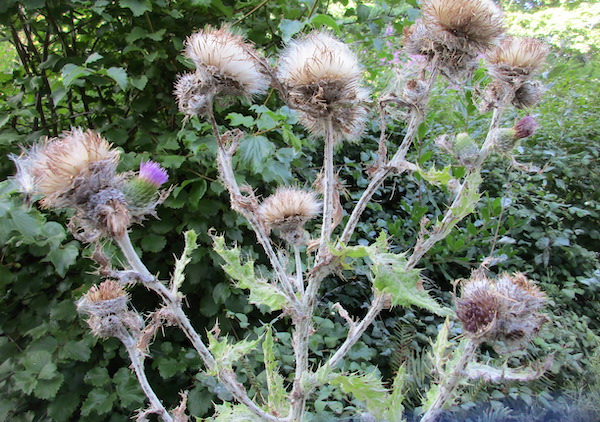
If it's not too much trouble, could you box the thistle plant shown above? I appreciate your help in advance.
[10,0,554,420]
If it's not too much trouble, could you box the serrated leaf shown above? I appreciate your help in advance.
[46,242,79,277]
[212,235,289,311]
[61,63,91,87]
[106,66,128,90]
[279,19,305,42]
[171,230,198,292]
[382,366,407,421]
[84,367,111,387]
[59,339,91,361]
[238,135,275,173]
[188,385,213,416]
[156,356,182,378]
[113,367,145,407]
[119,0,152,16]
[311,14,340,34]
[140,233,167,253]
[227,112,255,127]
[12,370,37,394]
[207,333,260,375]
[81,388,116,416]
[22,350,56,379]
[130,75,148,90]
[263,327,287,413]
[34,373,64,399]
[84,52,103,64]
[8,208,43,241]
[331,370,389,415]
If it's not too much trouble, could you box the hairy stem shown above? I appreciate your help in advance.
[420,339,479,422]
[115,232,283,422]
[294,245,304,294]
[121,332,174,422]
[317,115,336,260]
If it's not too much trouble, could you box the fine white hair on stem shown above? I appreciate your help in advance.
[184,26,269,98]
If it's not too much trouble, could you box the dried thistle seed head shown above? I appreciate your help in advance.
[174,71,214,116]
[405,0,505,78]
[493,272,547,352]
[77,280,142,339]
[184,27,269,98]
[11,129,120,210]
[487,37,548,83]
[259,187,321,245]
[86,188,132,239]
[512,80,544,109]
[457,277,499,338]
[278,31,369,141]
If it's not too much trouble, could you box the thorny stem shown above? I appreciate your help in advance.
[208,108,298,304]
[420,338,479,422]
[121,332,174,422]
[115,232,284,422]
[407,107,504,268]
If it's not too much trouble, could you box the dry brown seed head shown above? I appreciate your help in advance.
[259,187,321,233]
[85,280,127,302]
[488,37,548,74]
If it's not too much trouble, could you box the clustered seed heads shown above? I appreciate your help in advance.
[11,129,169,242]
[77,280,142,339]
[457,272,547,351]
[278,31,369,141]
[404,0,505,79]
[175,27,269,117]
[259,187,321,246]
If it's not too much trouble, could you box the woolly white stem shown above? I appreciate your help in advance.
[317,115,336,261]
[420,339,479,422]
[121,332,174,422]
[294,245,304,294]
[115,232,283,422]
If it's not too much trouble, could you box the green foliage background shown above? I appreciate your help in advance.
[0,0,598,420]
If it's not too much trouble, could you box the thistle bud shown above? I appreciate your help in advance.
[259,187,321,245]
[513,115,537,140]
[123,161,168,208]
[453,133,480,166]
[491,128,517,155]
[77,280,142,339]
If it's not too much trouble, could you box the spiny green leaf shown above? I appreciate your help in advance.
[331,370,389,415]
[263,327,287,413]
[212,235,289,311]
[382,366,408,421]
[171,230,199,292]
[417,165,454,186]
[207,333,260,375]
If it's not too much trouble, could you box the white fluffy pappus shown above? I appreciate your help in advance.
[278,31,362,87]
[184,27,269,97]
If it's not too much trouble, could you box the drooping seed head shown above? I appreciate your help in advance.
[174,71,213,117]
[259,187,321,245]
[184,27,269,98]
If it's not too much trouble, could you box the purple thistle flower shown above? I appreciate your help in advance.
[514,115,538,139]
[139,161,168,187]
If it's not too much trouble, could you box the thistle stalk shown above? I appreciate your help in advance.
[317,115,336,261]
[420,338,479,422]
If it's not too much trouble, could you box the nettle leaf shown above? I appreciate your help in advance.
[81,388,116,416]
[227,112,255,127]
[212,235,289,311]
[279,19,305,42]
[105,66,128,90]
[238,135,275,173]
[207,332,260,375]
[22,350,57,380]
[58,339,92,361]
[263,327,287,413]
[330,370,389,415]
[113,367,144,407]
[45,241,79,277]
[34,373,64,399]
[119,0,152,16]
[61,63,91,87]
[8,207,44,241]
